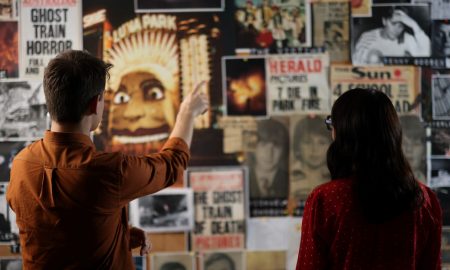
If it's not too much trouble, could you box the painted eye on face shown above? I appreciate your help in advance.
[113,89,131,105]
[141,79,165,101]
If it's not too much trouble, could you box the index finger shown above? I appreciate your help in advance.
[192,80,207,95]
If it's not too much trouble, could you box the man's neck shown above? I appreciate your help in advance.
[50,120,91,137]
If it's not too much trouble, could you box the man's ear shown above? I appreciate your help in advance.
[87,95,99,115]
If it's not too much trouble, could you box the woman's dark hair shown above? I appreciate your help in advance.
[327,88,423,223]
[43,50,112,123]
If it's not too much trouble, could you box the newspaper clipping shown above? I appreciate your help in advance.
[312,2,350,63]
[352,0,371,17]
[20,0,82,78]
[352,4,431,66]
[134,0,224,13]
[0,80,47,140]
[151,252,195,270]
[130,188,193,233]
[233,0,311,53]
[432,74,450,120]
[331,65,420,115]
[267,53,330,115]
[188,168,246,251]
[432,128,450,157]
[201,251,244,270]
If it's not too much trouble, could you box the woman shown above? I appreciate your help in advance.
[296,89,441,269]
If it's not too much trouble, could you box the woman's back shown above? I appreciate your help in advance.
[297,178,442,270]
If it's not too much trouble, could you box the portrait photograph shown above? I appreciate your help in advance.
[152,252,195,270]
[432,74,450,120]
[399,114,427,183]
[201,251,244,270]
[290,115,332,200]
[432,20,450,57]
[223,57,268,117]
[130,188,193,233]
[352,4,431,65]
[432,128,450,157]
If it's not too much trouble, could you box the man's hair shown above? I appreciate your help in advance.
[293,116,331,161]
[205,253,235,270]
[160,262,186,270]
[43,50,112,123]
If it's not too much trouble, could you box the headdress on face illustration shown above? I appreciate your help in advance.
[106,31,179,94]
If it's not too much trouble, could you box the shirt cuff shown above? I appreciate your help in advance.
[161,137,190,157]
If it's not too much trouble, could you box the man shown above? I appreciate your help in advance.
[6,50,208,269]
[433,21,450,57]
[353,6,430,65]
[248,118,288,199]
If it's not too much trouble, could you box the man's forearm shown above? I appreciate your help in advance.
[169,109,195,147]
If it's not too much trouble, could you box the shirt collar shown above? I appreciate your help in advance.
[44,130,95,148]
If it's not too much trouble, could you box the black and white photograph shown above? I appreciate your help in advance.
[134,0,224,13]
[0,184,17,244]
[443,227,450,267]
[427,0,450,20]
[130,188,193,232]
[0,81,47,140]
[202,251,244,270]
[0,141,28,182]
[433,187,450,226]
[432,74,450,120]
[222,57,268,117]
[0,0,14,20]
[399,115,427,183]
[432,20,450,57]
[0,259,22,270]
[152,252,195,270]
[290,115,332,201]
[132,256,146,270]
[352,4,431,65]
[430,159,450,187]
[432,128,450,157]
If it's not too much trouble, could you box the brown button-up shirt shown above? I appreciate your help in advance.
[6,131,189,269]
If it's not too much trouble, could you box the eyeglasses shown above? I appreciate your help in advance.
[324,115,332,131]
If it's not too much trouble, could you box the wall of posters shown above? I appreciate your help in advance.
[188,167,246,251]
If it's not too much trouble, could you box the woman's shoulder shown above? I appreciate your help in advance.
[306,178,353,204]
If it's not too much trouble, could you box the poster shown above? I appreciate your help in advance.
[244,117,289,217]
[432,74,450,120]
[289,115,331,201]
[0,21,18,78]
[217,116,258,153]
[201,251,244,270]
[245,250,286,270]
[0,141,28,182]
[266,53,330,115]
[222,56,267,117]
[312,2,350,63]
[430,159,450,188]
[352,0,372,17]
[134,0,224,13]
[399,114,427,183]
[20,0,82,78]
[130,188,193,233]
[0,80,47,140]
[234,0,311,53]
[83,1,223,155]
[432,128,450,157]
[246,217,302,270]
[331,65,420,114]
[352,4,431,66]
[188,167,246,251]
[151,252,195,270]
[431,20,450,58]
